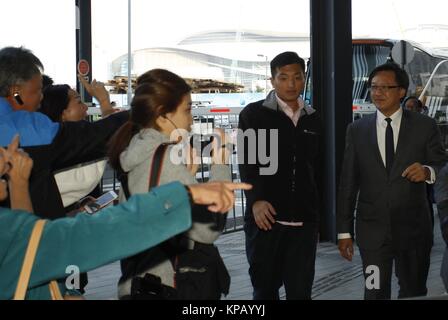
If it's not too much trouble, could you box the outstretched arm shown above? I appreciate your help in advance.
[78,74,116,117]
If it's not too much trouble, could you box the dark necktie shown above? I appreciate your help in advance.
[385,118,394,175]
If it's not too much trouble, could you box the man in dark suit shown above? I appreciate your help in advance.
[337,62,447,299]
[433,165,448,292]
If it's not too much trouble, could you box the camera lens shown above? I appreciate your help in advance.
[190,134,213,148]
[190,134,215,156]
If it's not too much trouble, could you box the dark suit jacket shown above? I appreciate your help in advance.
[337,110,447,250]
[238,93,322,224]
[0,111,129,220]
[434,165,448,290]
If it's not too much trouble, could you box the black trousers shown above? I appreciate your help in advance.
[427,185,435,230]
[359,241,431,300]
[244,221,318,300]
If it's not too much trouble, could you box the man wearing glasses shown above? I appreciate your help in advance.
[337,62,447,299]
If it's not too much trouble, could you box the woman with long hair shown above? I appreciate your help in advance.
[109,69,232,299]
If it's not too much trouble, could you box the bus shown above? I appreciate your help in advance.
[304,38,448,123]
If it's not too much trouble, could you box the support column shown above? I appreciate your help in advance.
[310,0,353,242]
[76,0,92,103]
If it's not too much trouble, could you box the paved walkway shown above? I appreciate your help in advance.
[84,214,447,300]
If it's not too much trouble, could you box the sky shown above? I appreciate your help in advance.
[1,0,448,86]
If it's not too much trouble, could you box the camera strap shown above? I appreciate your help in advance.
[148,142,181,288]
[118,142,175,200]
[148,142,175,190]
[117,166,131,200]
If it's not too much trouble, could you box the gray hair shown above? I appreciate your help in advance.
[0,46,43,97]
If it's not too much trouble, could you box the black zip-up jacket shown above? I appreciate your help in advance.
[1,111,129,219]
[238,91,322,223]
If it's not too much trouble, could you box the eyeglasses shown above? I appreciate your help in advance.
[368,85,400,93]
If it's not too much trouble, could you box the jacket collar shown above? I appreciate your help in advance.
[261,90,316,117]
[0,97,13,116]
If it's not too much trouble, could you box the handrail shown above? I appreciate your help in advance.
[419,59,448,101]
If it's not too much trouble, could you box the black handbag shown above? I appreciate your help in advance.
[118,142,179,300]
[118,142,230,300]
[175,241,230,300]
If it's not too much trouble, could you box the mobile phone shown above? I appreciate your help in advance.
[84,190,118,214]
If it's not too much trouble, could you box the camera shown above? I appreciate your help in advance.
[130,273,177,300]
[190,134,216,156]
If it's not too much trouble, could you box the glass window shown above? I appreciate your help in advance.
[92,0,310,107]
[0,0,76,86]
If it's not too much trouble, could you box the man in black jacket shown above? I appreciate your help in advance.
[0,46,128,219]
[238,52,321,300]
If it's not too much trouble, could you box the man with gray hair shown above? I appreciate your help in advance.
[0,46,129,219]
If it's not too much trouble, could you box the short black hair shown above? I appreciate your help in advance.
[367,62,409,92]
[403,96,423,110]
[0,46,43,97]
[42,74,54,91]
[39,84,71,122]
[270,51,305,78]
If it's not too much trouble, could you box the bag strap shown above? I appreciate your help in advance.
[118,142,173,200]
[148,142,174,190]
[48,280,64,300]
[148,142,180,285]
[117,165,131,200]
[13,219,47,300]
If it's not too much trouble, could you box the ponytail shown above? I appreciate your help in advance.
[108,120,140,170]
[108,69,191,170]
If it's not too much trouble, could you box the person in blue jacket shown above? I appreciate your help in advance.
[0,47,59,146]
[0,46,129,219]
[0,136,251,300]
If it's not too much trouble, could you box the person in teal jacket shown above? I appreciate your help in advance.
[0,136,250,300]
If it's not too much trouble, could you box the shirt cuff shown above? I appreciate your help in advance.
[338,233,352,240]
[423,165,436,184]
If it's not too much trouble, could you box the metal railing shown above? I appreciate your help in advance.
[191,107,246,233]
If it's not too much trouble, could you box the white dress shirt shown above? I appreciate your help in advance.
[338,108,435,240]
[275,93,305,127]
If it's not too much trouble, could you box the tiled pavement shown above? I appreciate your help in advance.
[84,213,448,300]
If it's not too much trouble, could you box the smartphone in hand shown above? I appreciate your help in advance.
[84,190,118,214]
